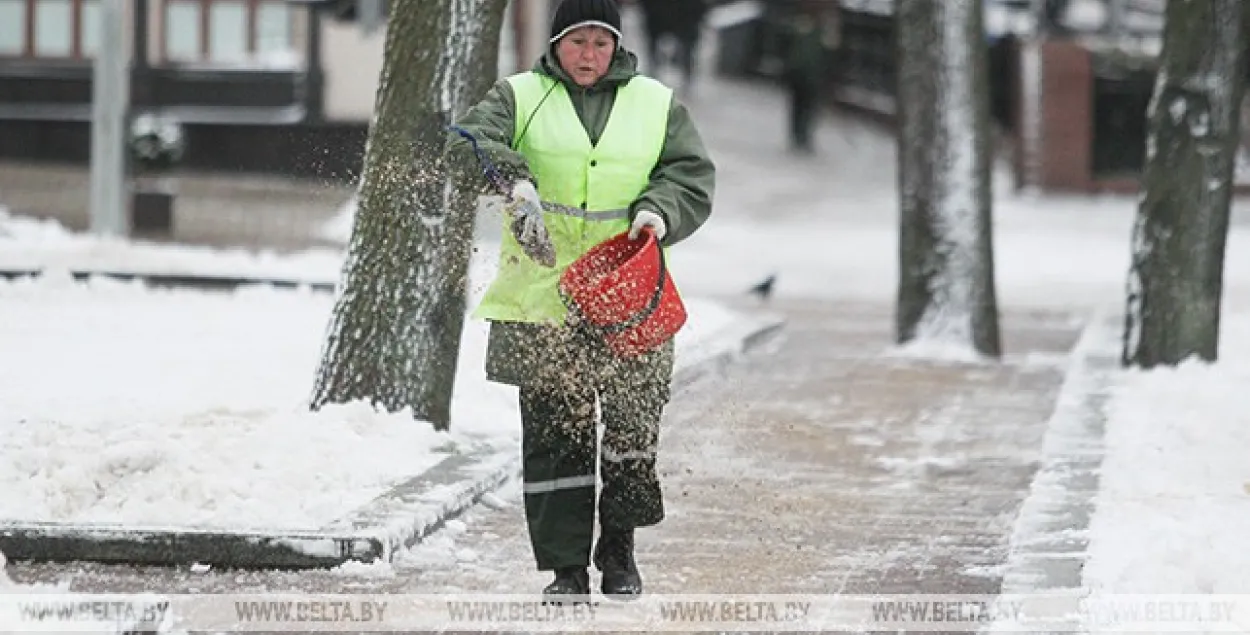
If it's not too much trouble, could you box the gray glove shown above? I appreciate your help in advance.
[505,180,556,267]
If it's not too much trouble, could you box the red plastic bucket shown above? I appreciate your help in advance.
[558,228,687,358]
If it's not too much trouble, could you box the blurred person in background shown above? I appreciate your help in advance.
[638,0,709,94]
[781,0,839,154]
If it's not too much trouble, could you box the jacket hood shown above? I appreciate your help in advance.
[533,46,640,92]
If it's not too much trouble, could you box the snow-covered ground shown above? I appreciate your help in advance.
[0,207,752,531]
[1085,323,1250,597]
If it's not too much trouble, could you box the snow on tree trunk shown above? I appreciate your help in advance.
[895,0,1001,358]
[1122,1,1248,368]
[309,0,505,430]
[421,0,508,428]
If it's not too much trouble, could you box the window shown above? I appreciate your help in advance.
[164,0,201,60]
[0,0,99,59]
[162,0,293,65]
[79,0,98,55]
[34,0,73,56]
[0,0,26,55]
[208,1,246,61]
[254,1,290,57]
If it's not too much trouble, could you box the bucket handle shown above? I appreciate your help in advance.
[448,125,512,195]
[595,230,669,336]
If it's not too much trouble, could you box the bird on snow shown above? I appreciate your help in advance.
[747,274,777,301]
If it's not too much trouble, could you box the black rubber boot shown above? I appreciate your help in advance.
[594,529,642,599]
[542,567,590,604]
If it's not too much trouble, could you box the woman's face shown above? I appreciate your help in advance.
[555,26,616,87]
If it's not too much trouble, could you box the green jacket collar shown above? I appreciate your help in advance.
[533,47,640,93]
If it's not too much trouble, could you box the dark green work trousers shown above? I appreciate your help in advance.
[514,326,674,571]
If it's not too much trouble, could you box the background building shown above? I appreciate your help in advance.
[0,0,555,243]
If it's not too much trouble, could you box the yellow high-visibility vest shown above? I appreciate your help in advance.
[475,71,672,324]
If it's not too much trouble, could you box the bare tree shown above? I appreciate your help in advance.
[1123,0,1249,367]
[895,0,1001,357]
[310,0,506,430]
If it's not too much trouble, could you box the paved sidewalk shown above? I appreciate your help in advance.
[9,299,1087,606]
[388,298,1085,598]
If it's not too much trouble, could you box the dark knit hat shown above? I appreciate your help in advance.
[549,0,623,44]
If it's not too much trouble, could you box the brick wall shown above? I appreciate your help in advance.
[1016,38,1143,194]
[1037,40,1094,192]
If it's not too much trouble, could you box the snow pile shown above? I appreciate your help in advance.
[0,276,512,530]
[0,206,75,244]
[318,194,357,244]
[1084,312,1250,595]
[886,336,994,363]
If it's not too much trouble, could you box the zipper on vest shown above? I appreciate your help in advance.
[575,87,588,146]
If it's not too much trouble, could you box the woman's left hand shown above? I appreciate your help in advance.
[628,210,667,241]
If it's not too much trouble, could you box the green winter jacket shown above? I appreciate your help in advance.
[446,46,715,387]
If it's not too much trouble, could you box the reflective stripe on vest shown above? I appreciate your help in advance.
[474,72,671,324]
[540,201,630,221]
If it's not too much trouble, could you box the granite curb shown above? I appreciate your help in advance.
[0,267,336,292]
[0,308,786,570]
[991,308,1121,632]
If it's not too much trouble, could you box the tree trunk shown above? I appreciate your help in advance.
[1122,0,1248,368]
[309,0,505,430]
[420,0,509,428]
[895,0,1001,357]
